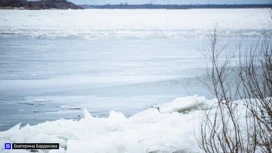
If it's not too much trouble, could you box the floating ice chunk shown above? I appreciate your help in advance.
[0,96,221,153]
[83,108,93,120]
[8,123,21,132]
[159,95,207,113]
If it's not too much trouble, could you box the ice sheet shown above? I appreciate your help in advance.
[0,9,270,39]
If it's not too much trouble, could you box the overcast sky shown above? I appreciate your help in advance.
[69,0,270,5]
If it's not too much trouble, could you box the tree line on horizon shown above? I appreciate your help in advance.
[81,3,272,9]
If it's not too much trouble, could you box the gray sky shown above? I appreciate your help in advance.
[70,0,270,5]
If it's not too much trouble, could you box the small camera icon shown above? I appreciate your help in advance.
[4,143,12,150]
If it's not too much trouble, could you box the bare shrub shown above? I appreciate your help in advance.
[198,28,272,153]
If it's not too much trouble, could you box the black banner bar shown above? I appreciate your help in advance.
[12,143,59,150]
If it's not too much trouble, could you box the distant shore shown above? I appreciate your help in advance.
[0,0,83,10]
[1,3,271,10]
[0,6,76,10]
[80,4,272,9]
